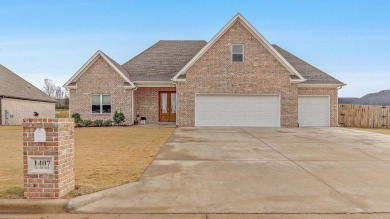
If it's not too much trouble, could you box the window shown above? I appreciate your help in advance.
[232,44,244,62]
[91,95,111,114]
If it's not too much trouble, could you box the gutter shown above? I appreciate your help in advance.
[0,95,56,103]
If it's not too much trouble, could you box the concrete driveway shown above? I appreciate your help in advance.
[73,128,390,214]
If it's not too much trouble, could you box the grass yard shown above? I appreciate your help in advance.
[0,126,23,198]
[0,125,174,199]
[55,109,69,118]
[356,128,390,135]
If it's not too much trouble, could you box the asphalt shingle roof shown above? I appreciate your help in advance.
[0,64,55,102]
[272,45,345,85]
[122,40,207,81]
[121,41,343,85]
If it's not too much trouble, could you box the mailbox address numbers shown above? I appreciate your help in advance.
[27,156,54,174]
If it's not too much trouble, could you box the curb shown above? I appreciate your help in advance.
[0,199,68,213]
[65,182,139,212]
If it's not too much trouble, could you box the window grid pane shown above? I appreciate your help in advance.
[92,95,101,105]
[102,105,111,113]
[232,45,243,53]
[233,54,243,62]
[102,95,111,105]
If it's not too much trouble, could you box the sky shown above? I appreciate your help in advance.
[0,0,389,97]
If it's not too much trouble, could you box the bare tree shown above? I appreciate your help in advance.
[42,79,56,98]
[42,79,69,99]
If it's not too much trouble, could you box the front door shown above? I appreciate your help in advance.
[159,91,176,122]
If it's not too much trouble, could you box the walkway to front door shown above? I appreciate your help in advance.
[159,91,176,122]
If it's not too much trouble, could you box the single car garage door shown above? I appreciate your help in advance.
[298,96,330,127]
[195,95,280,127]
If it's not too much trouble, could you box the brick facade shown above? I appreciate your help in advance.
[68,20,340,128]
[135,87,176,124]
[23,118,75,198]
[1,98,54,125]
[297,87,339,127]
[69,56,133,124]
[177,20,299,127]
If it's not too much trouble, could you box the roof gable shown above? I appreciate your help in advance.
[172,13,305,82]
[0,65,55,102]
[64,51,135,88]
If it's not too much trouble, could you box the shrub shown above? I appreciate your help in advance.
[82,120,92,127]
[103,119,113,127]
[113,111,125,125]
[71,113,82,123]
[94,120,104,127]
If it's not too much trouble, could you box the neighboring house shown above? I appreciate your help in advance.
[339,89,390,106]
[64,13,345,127]
[0,65,56,125]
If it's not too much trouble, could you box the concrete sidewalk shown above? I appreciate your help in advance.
[69,127,390,214]
[2,213,390,219]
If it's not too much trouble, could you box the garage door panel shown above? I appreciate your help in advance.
[298,96,329,127]
[195,95,280,127]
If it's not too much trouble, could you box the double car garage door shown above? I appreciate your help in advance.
[195,95,329,127]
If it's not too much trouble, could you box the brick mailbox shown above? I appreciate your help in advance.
[23,118,75,199]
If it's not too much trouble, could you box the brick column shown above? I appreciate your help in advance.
[23,118,75,199]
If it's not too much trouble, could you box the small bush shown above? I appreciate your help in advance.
[82,120,92,127]
[94,120,104,127]
[71,113,82,123]
[103,119,113,127]
[113,111,125,125]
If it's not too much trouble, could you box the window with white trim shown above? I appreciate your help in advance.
[232,44,244,62]
[92,95,111,114]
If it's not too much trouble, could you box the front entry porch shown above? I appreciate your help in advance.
[135,87,176,125]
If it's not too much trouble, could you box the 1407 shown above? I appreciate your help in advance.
[34,160,51,169]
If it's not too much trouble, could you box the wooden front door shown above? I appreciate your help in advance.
[159,91,176,122]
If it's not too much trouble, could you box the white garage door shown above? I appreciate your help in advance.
[298,96,330,127]
[195,95,280,127]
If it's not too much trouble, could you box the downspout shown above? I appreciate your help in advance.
[66,88,71,118]
[172,81,178,127]
[336,86,343,127]
[0,96,3,125]
[131,87,138,125]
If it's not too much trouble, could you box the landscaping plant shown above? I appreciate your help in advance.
[71,113,82,123]
[113,111,125,125]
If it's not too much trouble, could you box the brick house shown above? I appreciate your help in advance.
[0,65,55,125]
[65,14,345,127]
